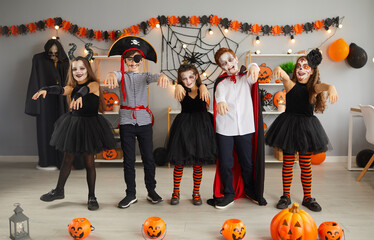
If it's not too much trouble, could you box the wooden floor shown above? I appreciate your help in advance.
[1,157,373,239]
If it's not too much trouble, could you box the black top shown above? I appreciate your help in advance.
[181,90,207,113]
[71,83,99,117]
[285,82,314,116]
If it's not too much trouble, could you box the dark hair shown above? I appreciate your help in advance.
[291,56,326,113]
[177,64,202,87]
[123,50,142,59]
[214,48,237,67]
[66,57,105,112]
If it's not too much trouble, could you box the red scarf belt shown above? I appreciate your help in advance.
[120,105,154,125]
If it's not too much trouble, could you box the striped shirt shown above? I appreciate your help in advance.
[114,71,160,126]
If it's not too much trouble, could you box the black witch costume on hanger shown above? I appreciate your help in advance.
[25,39,69,169]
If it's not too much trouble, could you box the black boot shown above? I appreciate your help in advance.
[40,189,64,202]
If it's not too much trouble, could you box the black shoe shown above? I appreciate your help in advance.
[147,190,163,204]
[192,193,202,206]
[87,197,99,211]
[170,192,180,205]
[40,189,64,202]
[118,195,137,208]
[276,196,291,209]
[302,197,322,212]
[215,196,234,209]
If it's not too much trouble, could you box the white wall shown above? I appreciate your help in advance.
[0,0,373,156]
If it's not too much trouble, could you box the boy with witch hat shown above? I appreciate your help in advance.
[105,36,170,208]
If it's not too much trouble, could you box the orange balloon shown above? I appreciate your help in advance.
[311,152,326,165]
[328,38,349,61]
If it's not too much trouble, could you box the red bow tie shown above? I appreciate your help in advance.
[230,74,237,83]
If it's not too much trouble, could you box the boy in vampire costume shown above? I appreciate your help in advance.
[208,48,267,208]
[25,39,69,169]
[105,36,170,209]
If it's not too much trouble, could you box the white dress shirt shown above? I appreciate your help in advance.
[215,64,259,136]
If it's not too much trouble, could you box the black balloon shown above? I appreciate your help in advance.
[346,43,367,68]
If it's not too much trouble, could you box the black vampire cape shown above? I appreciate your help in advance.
[211,66,267,205]
[25,39,69,168]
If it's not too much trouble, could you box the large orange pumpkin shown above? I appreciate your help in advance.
[328,38,349,61]
[318,221,343,240]
[258,63,272,83]
[103,90,119,111]
[68,218,94,240]
[273,89,286,108]
[220,219,246,240]
[311,152,326,165]
[270,203,317,240]
[142,216,166,240]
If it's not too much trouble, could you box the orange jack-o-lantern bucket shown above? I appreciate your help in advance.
[318,221,344,240]
[142,216,166,240]
[220,219,246,240]
[68,218,94,240]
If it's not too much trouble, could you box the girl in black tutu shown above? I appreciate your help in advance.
[266,49,338,212]
[32,44,116,210]
[167,64,216,205]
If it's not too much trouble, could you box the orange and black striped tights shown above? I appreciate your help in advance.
[282,153,312,200]
[172,165,202,200]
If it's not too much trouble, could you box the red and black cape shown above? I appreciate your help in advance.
[211,66,267,206]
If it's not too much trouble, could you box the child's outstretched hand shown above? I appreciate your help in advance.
[247,64,260,82]
[104,73,119,89]
[272,66,287,81]
[217,102,229,115]
[174,84,186,101]
[70,97,83,110]
[326,85,338,104]
[199,84,210,103]
[32,90,47,100]
[157,74,170,88]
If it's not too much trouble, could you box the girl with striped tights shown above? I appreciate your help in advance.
[265,49,338,212]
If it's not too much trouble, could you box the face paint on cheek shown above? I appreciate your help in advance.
[296,59,312,80]
[219,52,239,74]
[181,70,197,89]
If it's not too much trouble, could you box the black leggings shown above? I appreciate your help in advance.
[56,153,96,197]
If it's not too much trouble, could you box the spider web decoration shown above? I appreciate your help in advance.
[160,25,239,88]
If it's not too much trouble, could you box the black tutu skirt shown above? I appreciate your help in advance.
[265,112,330,154]
[167,111,217,165]
[50,113,116,154]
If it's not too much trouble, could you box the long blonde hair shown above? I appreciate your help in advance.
[290,56,326,113]
[66,57,105,113]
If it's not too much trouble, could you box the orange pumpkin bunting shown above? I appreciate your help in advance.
[251,24,261,35]
[61,21,71,32]
[272,25,282,36]
[78,27,87,38]
[273,89,286,108]
[314,20,324,31]
[210,15,220,26]
[149,18,159,28]
[142,217,166,240]
[258,63,272,83]
[168,16,178,26]
[129,25,140,35]
[10,26,18,36]
[293,24,303,35]
[270,203,317,240]
[109,31,116,41]
[68,218,94,240]
[28,23,37,33]
[230,21,241,31]
[318,222,343,240]
[45,18,55,28]
[94,30,102,40]
[189,16,199,26]
[103,91,119,111]
[311,152,326,165]
[220,219,246,240]
[102,149,118,160]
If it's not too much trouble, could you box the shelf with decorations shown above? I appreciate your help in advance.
[247,50,305,160]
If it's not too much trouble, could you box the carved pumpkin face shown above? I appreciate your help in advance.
[273,89,286,108]
[271,203,317,240]
[318,222,343,240]
[68,218,92,240]
[220,219,246,240]
[258,63,272,83]
[103,91,119,111]
[142,217,166,240]
[103,149,118,160]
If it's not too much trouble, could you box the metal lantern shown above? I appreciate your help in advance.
[9,203,30,240]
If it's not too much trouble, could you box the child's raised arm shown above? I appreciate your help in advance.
[315,83,338,104]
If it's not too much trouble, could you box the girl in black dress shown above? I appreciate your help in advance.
[265,49,338,212]
[32,45,116,210]
[167,64,216,205]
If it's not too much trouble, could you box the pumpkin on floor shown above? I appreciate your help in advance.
[68,218,94,240]
[270,203,317,240]
[318,221,343,240]
[311,152,326,165]
[220,219,246,240]
[142,216,166,240]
